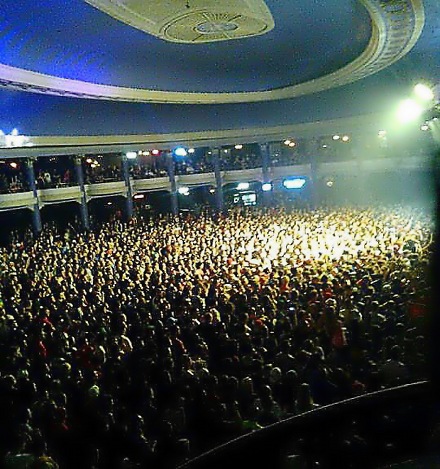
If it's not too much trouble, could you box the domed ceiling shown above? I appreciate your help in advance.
[0,0,438,135]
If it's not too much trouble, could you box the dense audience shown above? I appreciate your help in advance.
[0,206,432,469]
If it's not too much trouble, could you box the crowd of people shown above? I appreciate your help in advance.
[0,205,432,468]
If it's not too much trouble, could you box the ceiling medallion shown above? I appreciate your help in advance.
[83,0,274,43]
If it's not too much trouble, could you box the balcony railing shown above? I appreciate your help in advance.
[0,155,430,210]
[178,381,433,469]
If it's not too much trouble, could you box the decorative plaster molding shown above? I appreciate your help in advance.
[0,0,424,104]
[83,0,274,43]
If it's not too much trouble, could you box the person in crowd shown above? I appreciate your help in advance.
[0,206,432,468]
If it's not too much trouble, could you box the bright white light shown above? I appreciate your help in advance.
[262,182,272,192]
[86,158,93,164]
[142,151,150,156]
[283,178,306,189]
[107,202,112,206]
[237,182,250,190]
[209,188,216,194]
[332,135,340,141]
[414,83,434,101]
[188,148,195,154]
[152,149,160,155]
[138,150,142,155]
[134,194,145,199]
[342,135,350,142]
[420,124,429,131]
[234,144,243,150]
[397,99,423,123]
[284,140,291,145]
[223,149,228,153]
[11,128,18,136]
[322,144,328,148]
[174,147,188,157]
[10,162,18,169]
[288,142,296,147]
[178,186,190,196]
[126,152,137,159]
[326,180,334,187]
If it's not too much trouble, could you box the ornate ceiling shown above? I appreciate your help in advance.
[0,0,438,135]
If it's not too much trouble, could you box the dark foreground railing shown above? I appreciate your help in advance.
[178,381,435,469]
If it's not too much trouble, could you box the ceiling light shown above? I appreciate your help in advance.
[414,83,434,101]
[9,162,18,169]
[152,149,160,155]
[234,144,243,150]
[397,99,423,123]
[126,152,137,159]
[420,124,429,131]
[284,140,291,145]
[332,135,340,141]
[342,135,350,142]
[188,148,195,154]
[322,144,328,148]
[262,182,272,192]
[288,142,296,147]
[86,158,93,164]
[326,180,334,187]
[173,146,188,157]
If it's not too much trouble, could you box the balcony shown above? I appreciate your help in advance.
[0,155,429,211]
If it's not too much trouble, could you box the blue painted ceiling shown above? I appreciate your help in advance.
[0,0,371,92]
[0,0,439,136]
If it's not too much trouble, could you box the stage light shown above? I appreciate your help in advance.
[223,149,229,153]
[397,99,423,123]
[126,152,137,159]
[152,149,160,155]
[237,182,250,190]
[234,144,243,150]
[332,135,340,141]
[178,186,190,195]
[414,83,434,102]
[262,182,272,192]
[173,146,187,157]
[9,162,18,169]
[283,178,306,189]
[86,158,93,164]
[134,194,145,199]
[342,135,350,142]
[209,188,216,194]
[288,142,296,147]
[188,148,195,154]
[284,140,291,145]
